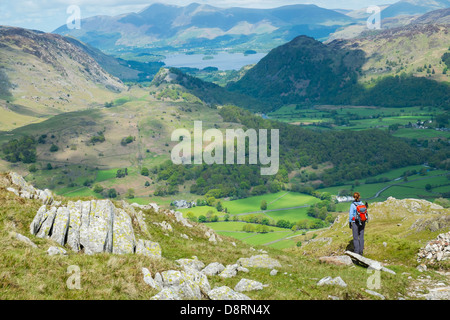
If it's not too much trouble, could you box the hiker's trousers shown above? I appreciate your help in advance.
[352,221,365,255]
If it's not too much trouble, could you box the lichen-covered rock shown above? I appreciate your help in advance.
[122,201,149,235]
[237,254,281,269]
[7,172,53,204]
[201,262,225,276]
[136,239,161,258]
[142,268,161,290]
[176,256,204,271]
[66,201,82,252]
[36,206,57,238]
[219,264,239,278]
[47,246,67,256]
[145,267,210,300]
[50,206,70,246]
[150,287,181,300]
[207,286,251,300]
[30,205,49,235]
[182,266,211,295]
[112,208,136,255]
[234,279,265,292]
[80,200,115,254]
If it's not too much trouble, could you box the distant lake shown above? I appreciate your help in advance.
[163,52,266,71]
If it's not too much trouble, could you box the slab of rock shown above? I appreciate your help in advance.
[142,268,161,290]
[237,254,281,269]
[208,286,251,300]
[80,200,115,254]
[121,201,149,235]
[317,276,347,288]
[66,201,82,252]
[219,264,239,278]
[234,279,265,292]
[7,172,53,205]
[6,187,19,196]
[50,206,70,246]
[47,246,67,256]
[345,251,396,275]
[112,208,136,255]
[319,255,353,266]
[270,269,278,276]
[36,206,57,238]
[147,267,211,300]
[13,232,37,248]
[201,262,225,276]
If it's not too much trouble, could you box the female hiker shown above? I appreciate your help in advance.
[349,192,368,256]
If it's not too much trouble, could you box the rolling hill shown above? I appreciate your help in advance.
[381,0,450,19]
[227,24,450,110]
[52,3,355,55]
[0,26,128,131]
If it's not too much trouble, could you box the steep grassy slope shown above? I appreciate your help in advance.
[0,173,448,300]
[0,26,127,131]
[228,25,450,110]
[290,197,450,267]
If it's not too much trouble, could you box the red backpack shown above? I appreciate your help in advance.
[354,202,368,222]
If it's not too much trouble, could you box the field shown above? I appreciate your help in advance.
[268,105,450,140]
[204,221,302,248]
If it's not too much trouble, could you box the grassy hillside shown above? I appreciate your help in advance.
[0,26,127,131]
[0,172,448,300]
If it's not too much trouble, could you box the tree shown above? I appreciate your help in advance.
[141,167,150,176]
[46,163,53,170]
[93,184,104,194]
[206,196,216,206]
[216,201,223,212]
[108,188,117,198]
[425,184,432,191]
[260,200,267,211]
[198,215,206,223]
[125,188,135,199]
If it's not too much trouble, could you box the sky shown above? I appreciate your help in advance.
[0,0,399,32]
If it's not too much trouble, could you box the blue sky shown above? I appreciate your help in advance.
[0,0,398,32]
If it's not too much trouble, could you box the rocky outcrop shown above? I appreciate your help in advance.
[417,231,450,264]
[29,198,160,257]
[7,172,54,205]
[201,262,225,276]
[146,267,212,300]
